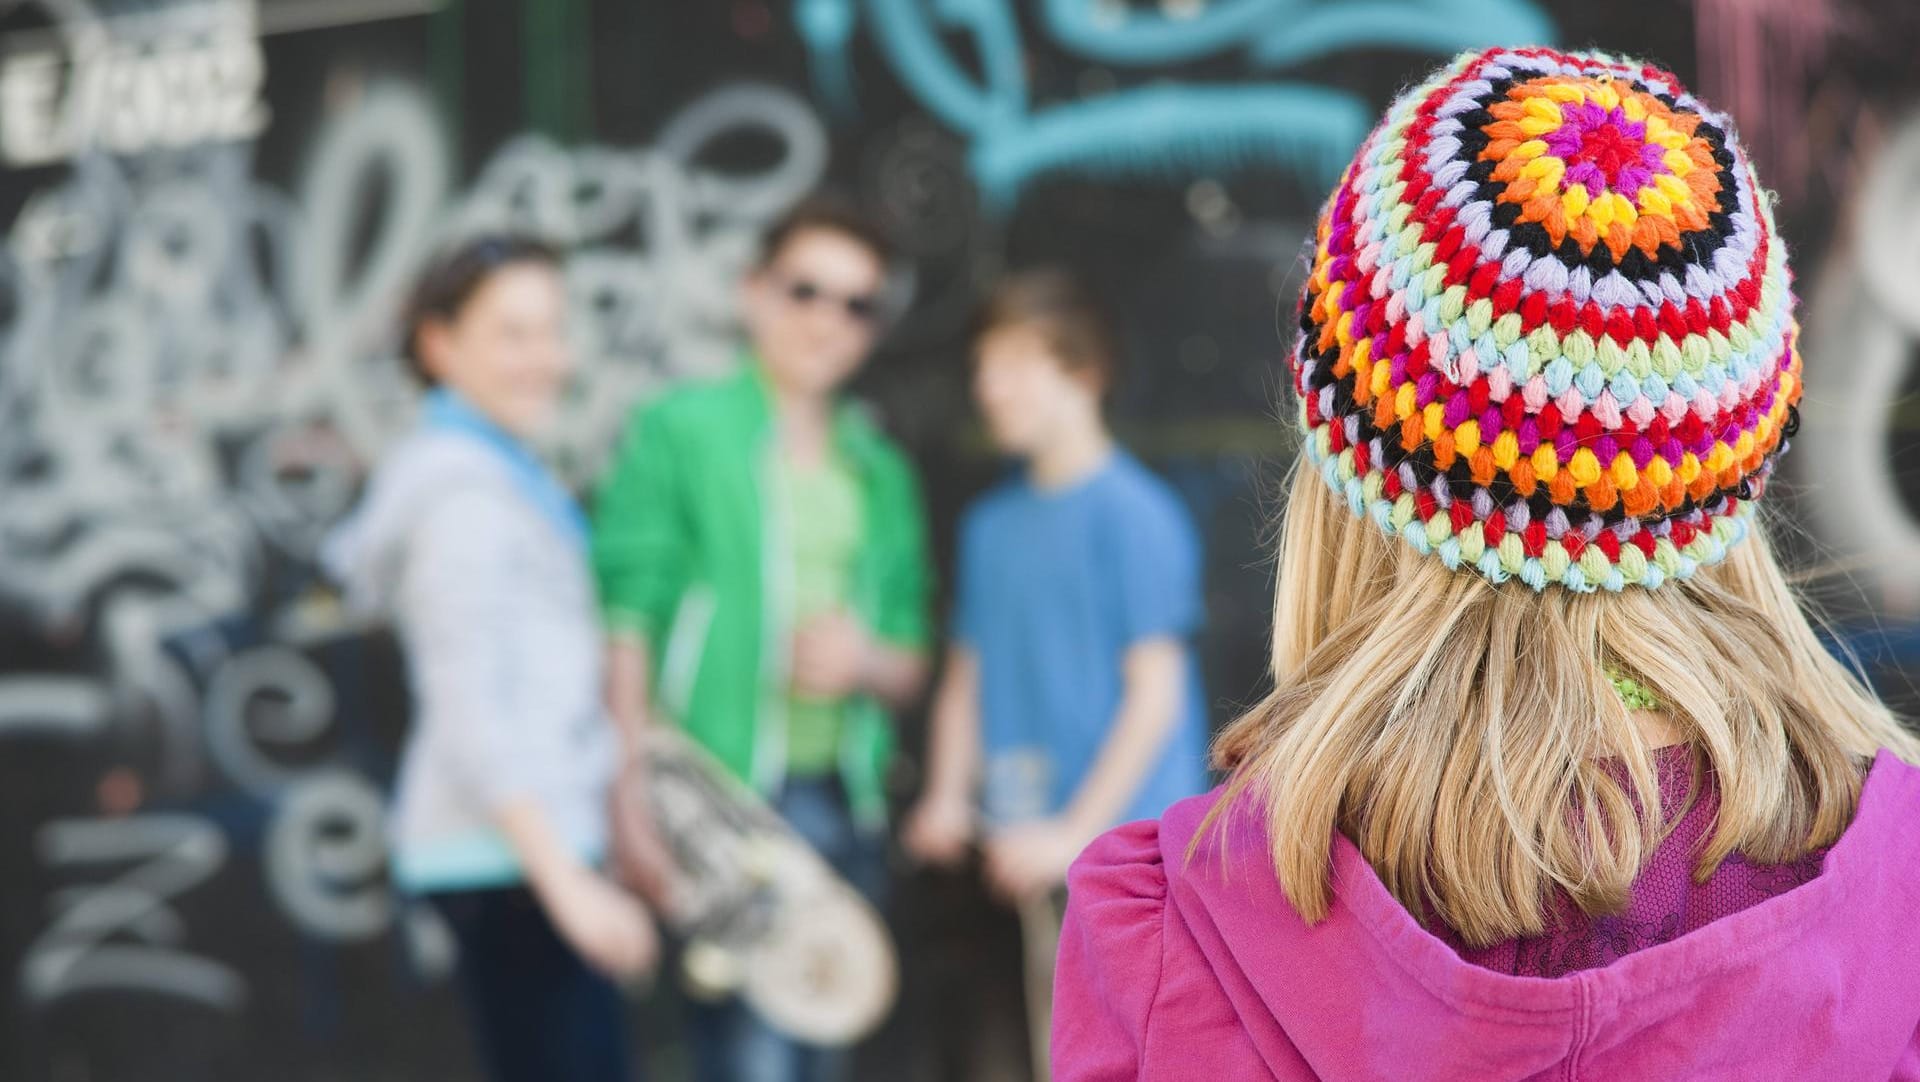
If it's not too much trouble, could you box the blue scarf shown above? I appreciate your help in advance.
[420,388,589,550]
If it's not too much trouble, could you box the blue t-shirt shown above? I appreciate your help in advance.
[953,450,1211,828]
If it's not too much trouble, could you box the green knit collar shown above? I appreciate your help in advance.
[1606,667,1660,711]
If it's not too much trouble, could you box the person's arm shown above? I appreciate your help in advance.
[858,636,930,710]
[865,447,934,708]
[591,401,688,745]
[406,489,563,809]
[604,629,653,761]
[1062,638,1184,838]
[790,611,929,710]
[984,641,1185,900]
[496,800,656,979]
[1052,820,1166,1081]
[407,489,655,979]
[903,646,981,866]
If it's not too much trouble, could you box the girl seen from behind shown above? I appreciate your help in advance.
[1052,47,1920,1081]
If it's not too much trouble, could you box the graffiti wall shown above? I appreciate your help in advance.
[1,1,1915,1079]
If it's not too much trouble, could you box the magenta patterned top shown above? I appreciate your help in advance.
[1441,744,1830,977]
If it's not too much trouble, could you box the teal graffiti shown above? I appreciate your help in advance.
[860,0,1027,134]
[796,0,860,118]
[792,0,1556,211]
[1037,0,1555,67]
[971,82,1367,206]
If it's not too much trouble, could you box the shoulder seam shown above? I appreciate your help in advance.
[1564,976,1592,1081]
[1138,854,1171,1063]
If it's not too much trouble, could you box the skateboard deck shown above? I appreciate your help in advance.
[610,724,897,1046]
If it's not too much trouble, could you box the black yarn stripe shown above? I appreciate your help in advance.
[1295,336,1777,532]
[1421,67,1740,285]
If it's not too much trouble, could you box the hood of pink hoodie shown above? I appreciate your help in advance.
[1144,750,1920,1079]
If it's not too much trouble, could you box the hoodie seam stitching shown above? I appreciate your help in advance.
[1563,978,1589,1081]
[1138,878,1170,1065]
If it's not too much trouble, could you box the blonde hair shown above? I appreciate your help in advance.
[1209,462,1920,947]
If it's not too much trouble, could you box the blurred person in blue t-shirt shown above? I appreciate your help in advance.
[904,270,1210,903]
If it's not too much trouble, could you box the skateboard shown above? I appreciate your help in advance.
[610,724,897,1046]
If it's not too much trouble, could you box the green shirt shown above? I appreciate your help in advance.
[777,452,865,775]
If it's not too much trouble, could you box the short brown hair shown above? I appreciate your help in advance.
[974,269,1119,392]
[757,192,895,270]
[402,233,561,385]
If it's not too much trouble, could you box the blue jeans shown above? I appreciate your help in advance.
[685,776,888,1082]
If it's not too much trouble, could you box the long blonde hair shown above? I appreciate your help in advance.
[1210,461,1920,947]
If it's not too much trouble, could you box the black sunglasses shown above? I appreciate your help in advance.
[775,274,880,324]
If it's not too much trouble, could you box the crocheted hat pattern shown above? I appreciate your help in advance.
[1291,47,1800,591]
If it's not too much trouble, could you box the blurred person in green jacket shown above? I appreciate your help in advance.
[591,195,931,1082]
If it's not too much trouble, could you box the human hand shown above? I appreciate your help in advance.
[537,864,659,982]
[983,819,1088,903]
[791,610,874,699]
[903,788,975,867]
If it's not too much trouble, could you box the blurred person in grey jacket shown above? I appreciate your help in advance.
[323,235,651,1082]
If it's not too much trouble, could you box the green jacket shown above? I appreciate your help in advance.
[591,363,931,828]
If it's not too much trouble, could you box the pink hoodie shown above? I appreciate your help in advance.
[1053,749,1920,1080]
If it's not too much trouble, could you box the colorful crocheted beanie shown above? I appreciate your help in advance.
[1290,47,1800,592]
